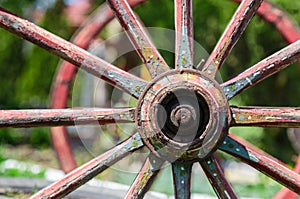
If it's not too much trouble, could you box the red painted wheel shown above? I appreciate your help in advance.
[0,0,300,198]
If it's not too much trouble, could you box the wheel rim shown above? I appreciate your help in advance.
[0,0,300,198]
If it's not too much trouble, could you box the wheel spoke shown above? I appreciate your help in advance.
[31,133,144,198]
[273,155,300,199]
[175,0,194,69]
[219,134,300,193]
[202,0,263,77]
[0,108,135,128]
[200,156,238,199]
[51,0,147,108]
[70,0,146,49]
[171,162,192,199]
[231,106,300,128]
[107,0,169,78]
[222,40,300,99]
[233,0,300,44]
[125,154,164,198]
[0,7,146,98]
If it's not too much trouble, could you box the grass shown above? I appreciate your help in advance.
[106,161,283,198]
[0,143,287,198]
[0,159,46,179]
[0,149,46,198]
[0,145,46,179]
[234,174,282,198]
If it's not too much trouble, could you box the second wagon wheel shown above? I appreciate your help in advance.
[0,0,300,198]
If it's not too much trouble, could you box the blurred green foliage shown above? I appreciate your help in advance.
[0,0,70,148]
[0,0,299,165]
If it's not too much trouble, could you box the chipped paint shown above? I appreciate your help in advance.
[202,0,263,77]
[125,155,163,198]
[48,1,146,171]
[0,7,147,99]
[172,162,192,199]
[0,108,135,128]
[230,106,300,127]
[222,40,300,99]
[220,135,300,193]
[200,156,238,198]
[31,133,144,198]
[1,0,300,197]
[106,0,169,78]
[175,0,194,69]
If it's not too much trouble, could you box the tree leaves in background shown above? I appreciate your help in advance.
[16,0,71,108]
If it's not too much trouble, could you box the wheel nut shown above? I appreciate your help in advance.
[170,105,196,127]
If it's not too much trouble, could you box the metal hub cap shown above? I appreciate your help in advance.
[170,104,196,127]
[136,69,231,162]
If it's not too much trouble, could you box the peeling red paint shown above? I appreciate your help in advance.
[221,135,300,193]
[175,0,194,69]
[233,0,300,44]
[200,156,238,198]
[0,6,147,99]
[136,69,230,161]
[0,0,299,198]
[222,40,300,99]
[202,0,263,77]
[0,108,134,128]
[31,133,143,198]
[107,0,169,78]
[231,106,300,127]
[125,155,163,198]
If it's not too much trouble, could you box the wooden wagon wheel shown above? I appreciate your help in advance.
[0,0,300,198]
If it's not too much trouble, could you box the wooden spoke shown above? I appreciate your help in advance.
[175,0,194,69]
[0,108,135,128]
[231,106,300,128]
[202,0,263,77]
[222,40,300,99]
[125,154,164,198]
[31,133,144,198]
[0,7,147,98]
[273,155,300,199]
[219,134,300,193]
[233,0,300,44]
[200,156,238,199]
[107,0,169,78]
[171,162,193,199]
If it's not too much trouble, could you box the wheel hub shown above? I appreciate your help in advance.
[170,104,196,127]
[136,69,231,162]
